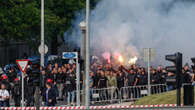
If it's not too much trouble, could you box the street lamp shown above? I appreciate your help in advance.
[79,21,86,60]
[79,21,86,31]
[79,0,90,108]
[79,21,86,106]
[79,21,87,106]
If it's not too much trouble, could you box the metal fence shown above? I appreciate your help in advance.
[90,87,120,104]
[74,84,167,105]
[8,84,168,106]
[120,84,167,103]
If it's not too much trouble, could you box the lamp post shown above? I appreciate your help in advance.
[40,0,45,67]
[85,0,90,108]
[79,21,86,106]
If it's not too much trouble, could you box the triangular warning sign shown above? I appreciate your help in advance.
[16,60,29,73]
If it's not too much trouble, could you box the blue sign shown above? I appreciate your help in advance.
[62,52,78,59]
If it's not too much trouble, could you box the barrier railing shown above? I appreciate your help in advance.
[120,84,167,103]
[5,84,168,107]
[90,87,120,104]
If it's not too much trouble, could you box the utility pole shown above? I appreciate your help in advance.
[85,0,90,109]
[35,0,44,110]
[79,21,86,105]
[147,48,151,95]
[143,48,154,96]
[40,0,45,67]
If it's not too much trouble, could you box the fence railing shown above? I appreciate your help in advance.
[77,84,168,105]
[120,84,167,103]
[90,87,120,104]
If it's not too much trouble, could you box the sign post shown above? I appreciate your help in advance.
[62,52,80,105]
[16,59,29,108]
[143,48,154,96]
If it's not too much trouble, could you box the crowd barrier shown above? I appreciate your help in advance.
[90,87,120,104]
[86,84,167,104]
[5,84,168,107]
[120,84,167,103]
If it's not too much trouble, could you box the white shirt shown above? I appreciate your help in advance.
[0,89,9,101]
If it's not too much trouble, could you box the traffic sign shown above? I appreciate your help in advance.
[62,52,78,59]
[39,44,48,54]
[143,48,155,62]
[16,60,29,73]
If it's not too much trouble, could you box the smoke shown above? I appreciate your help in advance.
[65,0,195,65]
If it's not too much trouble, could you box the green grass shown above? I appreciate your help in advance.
[134,88,195,105]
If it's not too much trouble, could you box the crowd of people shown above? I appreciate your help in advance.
[0,59,194,107]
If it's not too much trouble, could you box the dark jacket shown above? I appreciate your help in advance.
[137,74,147,85]
[40,74,48,94]
[127,74,136,86]
[43,87,56,106]
[117,75,125,89]
[64,74,76,92]
[151,73,160,84]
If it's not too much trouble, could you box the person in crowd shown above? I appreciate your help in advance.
[0,83,10,107]
[126,69,136,86]
[54,63,59,71]
[65,72,76,106]
[183,64,194,83]
[137,71,147,85]
[151,69,160,94]
[117,71,125,90]
[116,71,125,99]
[56,67,64,101]
[7,68,17,84]
[47,64,53,74]
[1,75,11,93]
[98,71,108,100]
[40,69,48,104]
[151,69,160,84]
[24,70,35,106]
[44,82,56,106]
[89,71,95,101]
[107,71,117,100]
[12,78,21,106]
[98,71,107,88]
[125,69,136,99]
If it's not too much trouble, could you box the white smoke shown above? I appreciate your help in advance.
[65,0,195,65]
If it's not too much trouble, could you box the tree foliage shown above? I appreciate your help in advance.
[0,0,100,52]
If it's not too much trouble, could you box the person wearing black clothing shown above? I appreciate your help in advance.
[151,69,160,84]
[160,69,167,84]
[117,71,125,89]
[65,73,76,106]
[159,69,168,92]
[92,72,100,89]
[7,68,17,83]
[182,65,194,105]
[51,69,59,98]
[98,71,108,100]
[24,71,35,106]
[40,69,48,103]
[151,69,160,94]
[138,71,147,85]
[125,69,137,99]
[12,78,21,106]
[116,71,125,98]
[98,71,107,88]
[43,83,56,106]
[56,67,64,100]
[126,69,136,86]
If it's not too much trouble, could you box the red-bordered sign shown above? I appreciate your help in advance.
[16,59,29,73]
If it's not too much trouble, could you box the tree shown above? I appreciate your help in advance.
[0,0,101,54]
